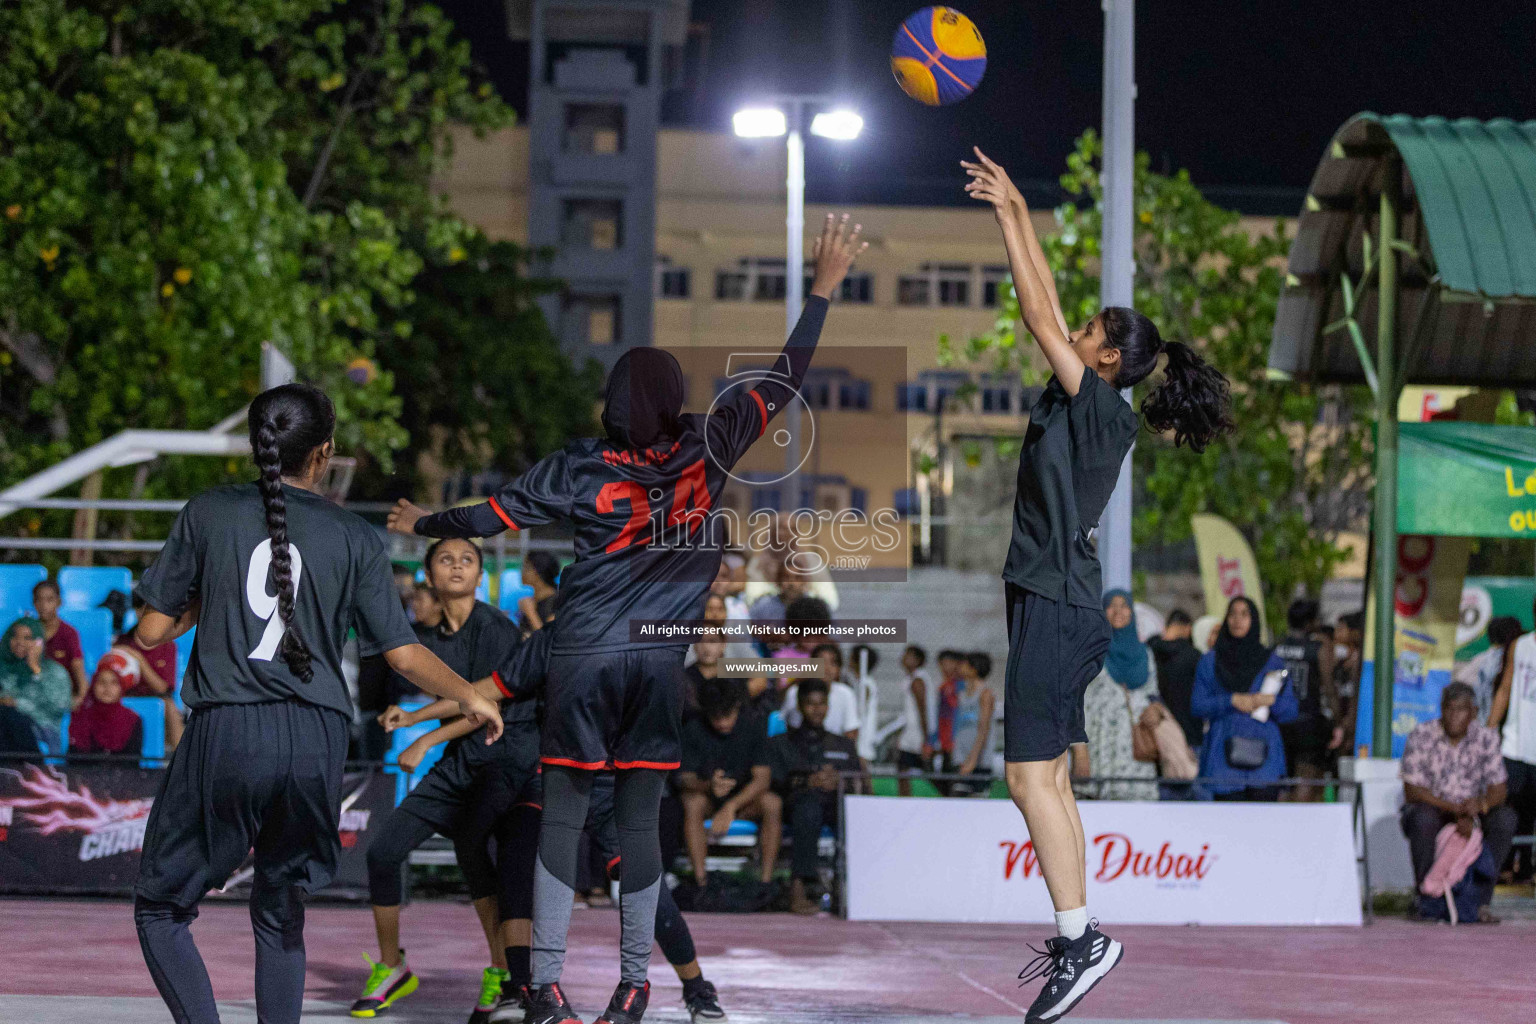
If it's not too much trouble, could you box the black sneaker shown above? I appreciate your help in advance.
[524,983,581,1024]
[1019,926,1123,1023]
[488,983,532,1024]
[594,981,650,1024]
[683,980,728,1024]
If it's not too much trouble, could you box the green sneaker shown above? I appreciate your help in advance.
[350,952,418,1018]
[468,967,511,1024]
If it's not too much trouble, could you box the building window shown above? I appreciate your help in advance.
[897,276,930,306]
[850,487,868,513]
[935,264,971,306]
[801,378,833,410]
[655,257,690,299]
[714,269,747,300]
[561,198,622,250]
[715,258,799,302]
[563,293,620,345]
[893,487,919,517]
[803,272,874,303]
[838,379,871,410]
[895,383,928,412]
[980,383,1014,413]
[899,264,977,307]
[981,265,1010,308]
[563,103,625,155]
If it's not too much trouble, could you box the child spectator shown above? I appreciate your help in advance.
[0,616,73,749]
[69,656,145,758]
[408,580,441,628]
[98,644,185,750]
[33,580,88,702]
[782,645,860,739]
[677,678,782,890]
[768,679,866,914]
[943,652,997,796]
[895,645,935,795]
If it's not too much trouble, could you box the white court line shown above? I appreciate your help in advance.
[874,922,1032,1016]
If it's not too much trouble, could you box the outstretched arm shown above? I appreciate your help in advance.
[964,148,1086,394]
[382,643,503,743]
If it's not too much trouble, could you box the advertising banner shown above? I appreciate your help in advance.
[1359,535,1471,757]
[1398,422,1536,538]
[0,762,394,899]
[844,796,1361,925]
[1457,576,1536,660]
[1190,514,1266,639]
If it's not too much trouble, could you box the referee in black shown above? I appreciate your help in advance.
[130,382,502,1024]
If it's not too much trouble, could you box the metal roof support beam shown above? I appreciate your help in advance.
[1372,162,1401,758]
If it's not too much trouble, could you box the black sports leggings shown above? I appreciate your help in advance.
[365,805,500,907]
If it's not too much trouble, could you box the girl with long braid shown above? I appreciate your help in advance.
[131,382,502,1024]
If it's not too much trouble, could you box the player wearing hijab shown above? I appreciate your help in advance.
[387,215,865,1024]
[131,383,500,1024]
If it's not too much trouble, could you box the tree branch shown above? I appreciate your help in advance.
[301,19,385,210]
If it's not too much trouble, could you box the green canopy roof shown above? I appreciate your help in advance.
[1270,113,1536,386]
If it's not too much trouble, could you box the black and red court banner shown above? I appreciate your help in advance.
[0,761,394,898]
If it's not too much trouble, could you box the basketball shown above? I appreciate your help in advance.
[890,6,987,106]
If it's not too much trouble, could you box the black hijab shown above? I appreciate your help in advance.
[1213,596,1271,694]
[601,347,684,449]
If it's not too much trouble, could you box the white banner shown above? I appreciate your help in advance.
[844,796,1362,926]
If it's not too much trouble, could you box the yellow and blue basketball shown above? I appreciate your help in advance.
[890,6,986,107]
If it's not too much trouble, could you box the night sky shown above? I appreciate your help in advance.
[438,0,1536,215]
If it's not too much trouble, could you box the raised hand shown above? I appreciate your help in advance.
[962,147,1023,219]
[387,498,427,536]
[809,213,868,300]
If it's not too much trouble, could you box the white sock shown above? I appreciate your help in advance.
[1054,906,1089,941]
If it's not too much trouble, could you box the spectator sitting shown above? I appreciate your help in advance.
[1456,616,1523,725]
[517,550,561,632]
[97,645,185,750]
[782,646,861,740]
[689,591,760,670]
[1400,682,1513,923]
[895,644,935,795]
[0,616,73,750]
[68,658,144,758]
[769,679,867,914]
[1149,609,1204,755]
[677,677,782,890]
[770,595,834,700]
[1081,590,1160,801]
[409,580,441,628]
[749,561,807,655]
[942,652,997,796]
[1193,596,1297,801]
[681,632,726,719]
[32,580,88,704]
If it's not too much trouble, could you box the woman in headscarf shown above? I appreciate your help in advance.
[1079,590,1160,801]
[1191,596,1297,800]
[68,652,144,758]
[1192,613,1221,655]
[0,616,74,750]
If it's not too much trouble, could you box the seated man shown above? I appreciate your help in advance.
[677,677,781,889]
[768,679,866,914]
[1400,682,1515,922]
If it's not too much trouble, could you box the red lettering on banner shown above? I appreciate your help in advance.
[1216,556,1244,598]
[999,840,1039,879]
[1004,835,1211,883]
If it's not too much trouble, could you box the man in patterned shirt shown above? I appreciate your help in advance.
[1400,682,1515,911]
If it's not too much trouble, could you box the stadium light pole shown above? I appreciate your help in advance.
[1098,0,1135,593]
[733,98,863,512]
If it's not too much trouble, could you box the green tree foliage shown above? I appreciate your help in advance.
[951,132,1372,628]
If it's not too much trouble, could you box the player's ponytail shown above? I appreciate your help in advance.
[247,383,336,683]
[1099,306,1233,454]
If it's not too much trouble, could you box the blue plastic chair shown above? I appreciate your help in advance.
[703,819,760,839]
[384,701,448,805]
[766,710,787,738]
[0,564,47,611]
[57,566,133,610]
[60,607,114,673]
[171,627,195,708]
[499,575,535,623]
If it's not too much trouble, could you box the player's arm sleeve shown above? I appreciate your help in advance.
[414,450,574,539]
[489,628,552,701]
[352,540,419,657]
[135,503,202,616]
[706,295,830,466]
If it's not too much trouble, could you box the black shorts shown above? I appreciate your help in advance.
[401,718,541,834]
[1002,584,1112,763]
[544,646,686,770]
[136,700,348,908]
[1281,714,1334,772]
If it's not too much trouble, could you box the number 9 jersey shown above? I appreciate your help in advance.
[415,295,832,657]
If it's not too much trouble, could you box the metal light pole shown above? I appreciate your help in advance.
[1098,0,1136,592]
[733,99,863,513]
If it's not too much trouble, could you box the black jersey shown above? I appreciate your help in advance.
[1003,367,1139,608]
[416,297,831,653]
[137,483,416,717]
[1274,630,1325,719]
[389,600,522,710]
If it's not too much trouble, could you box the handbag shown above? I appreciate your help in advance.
[1150,716,1199,780]
[1121,687,1159,763]
[1225,733,1269,770]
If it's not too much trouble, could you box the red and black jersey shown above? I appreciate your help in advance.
[416,296,831,654]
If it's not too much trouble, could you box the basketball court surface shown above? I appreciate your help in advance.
[3,897,1533,1024]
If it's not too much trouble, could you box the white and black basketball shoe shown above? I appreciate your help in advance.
[1019,925,1123,1022]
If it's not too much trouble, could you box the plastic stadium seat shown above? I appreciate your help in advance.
[0,564,47,611]
[703,819,760,844]
[766,711,787,738]
[60,607,113,673]
[171,627,196,710]
[499,575,535,623]
[384,701,447,805]
[57,566,133,610]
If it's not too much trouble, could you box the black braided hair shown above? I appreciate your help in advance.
[248,382,335,683]
[1098,306,1235,453]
